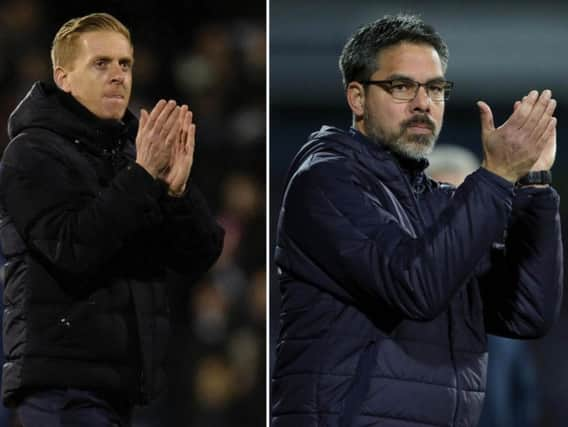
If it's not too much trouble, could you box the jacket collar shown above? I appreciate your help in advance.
[51,82,137,152]
[8,81,138,154]
[348,127,432,195]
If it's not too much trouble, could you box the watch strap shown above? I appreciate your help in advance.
[515,170,552,187]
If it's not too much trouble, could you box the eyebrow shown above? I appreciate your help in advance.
[385,73,446,83]
[93,55,134,65]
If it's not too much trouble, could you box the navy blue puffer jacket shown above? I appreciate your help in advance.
[0,82,224,406]
[272,126,563,427]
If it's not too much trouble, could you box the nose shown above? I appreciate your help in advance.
[409,85,431,112]
[110,62,125,84]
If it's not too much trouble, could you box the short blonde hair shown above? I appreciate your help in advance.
[51,12,131,69]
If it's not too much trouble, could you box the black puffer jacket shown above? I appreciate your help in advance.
[0,81,224,406]
[272,126,563,427]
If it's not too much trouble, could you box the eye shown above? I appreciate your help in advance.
[390,80,415,92]
[428,83,445,93]
[120,61,132,71]
[391,83,409,91]
[94,59,107,69]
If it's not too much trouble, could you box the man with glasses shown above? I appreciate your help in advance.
[272,14,562,427]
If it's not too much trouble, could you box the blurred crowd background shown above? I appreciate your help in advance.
[5,0,568,426]
[270,1,568,427]
[0,0,265,426]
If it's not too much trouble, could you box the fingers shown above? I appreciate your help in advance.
[500,91,555,148]
[168,106,193,164]
[139,108,149,130]
[148,100,177,135]
[530,98,557,145]
[143,100,193,139]
[519,89,553,133]
[539,116,557,148]
[182,123,196,157]
[183,110,193,146]
[477,100,495,133]
[178,106,189,145]
[170,108,187,163]
[144,99,168,130]
[188,124,196,151]
[505,90,539,128]
[483,89,558,181]
[164,106,182,145]
[178,107,194,150]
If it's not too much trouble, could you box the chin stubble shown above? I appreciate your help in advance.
[363,112,438,160]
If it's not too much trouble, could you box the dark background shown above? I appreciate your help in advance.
[0,0,265,426]
[270,1,568,426]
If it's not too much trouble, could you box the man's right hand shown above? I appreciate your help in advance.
[136,99,182,178]
[478,90,557,183]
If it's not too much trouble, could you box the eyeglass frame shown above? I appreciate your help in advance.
[358,77,454,102]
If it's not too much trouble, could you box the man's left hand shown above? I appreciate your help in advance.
[160,105,196,197]
[513,99,557,171]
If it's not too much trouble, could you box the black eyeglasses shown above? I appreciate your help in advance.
[359,78,454,102]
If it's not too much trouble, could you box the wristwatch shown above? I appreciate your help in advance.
[515,170,552,187]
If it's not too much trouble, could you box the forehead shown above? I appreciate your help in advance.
[74,30,133,61]
[373,42,444,80]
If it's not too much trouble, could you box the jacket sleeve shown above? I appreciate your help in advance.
[279,157,514,321]
[479,186,563,338]
[0,135,165,276]
[157,183,224,280]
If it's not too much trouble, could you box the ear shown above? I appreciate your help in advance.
[53,66,71,92]
[346,82,365,117]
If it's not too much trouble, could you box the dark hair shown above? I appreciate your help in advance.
[339,14,449,88]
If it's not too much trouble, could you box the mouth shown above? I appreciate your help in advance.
[104,95,125,101]
[407,124,433,134]
[403,116,435,135]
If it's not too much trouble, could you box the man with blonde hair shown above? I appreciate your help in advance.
[0,13,224,426]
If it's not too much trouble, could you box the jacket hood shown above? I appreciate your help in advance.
[8,81,138,152]
[288,126,356,172]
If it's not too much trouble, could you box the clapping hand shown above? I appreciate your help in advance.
[512,97,557,172]
[478,90,557,183]
[160,105,196,197]
[136,100,182,178]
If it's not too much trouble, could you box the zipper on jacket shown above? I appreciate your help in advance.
[392,160,428,229]
[448,309,461,427]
